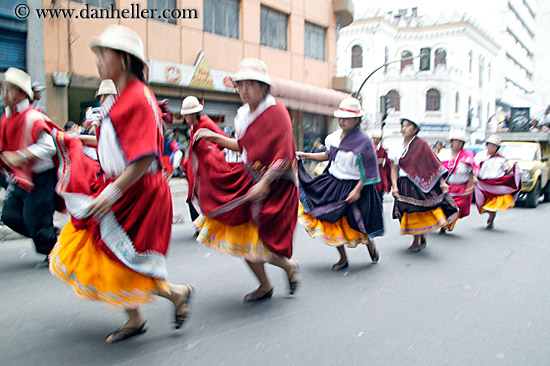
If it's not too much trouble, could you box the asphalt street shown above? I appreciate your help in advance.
[1,181,549,366]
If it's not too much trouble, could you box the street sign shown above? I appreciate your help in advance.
[509,107,530,132]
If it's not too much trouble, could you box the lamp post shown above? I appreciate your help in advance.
[351,55,420,100]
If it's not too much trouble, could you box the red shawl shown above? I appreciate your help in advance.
[399,137,447,193]
[185,115,227,200]
[375,144,392,194]
[98,79,164,167]
[193,102,298,258]
[0,107,59,191]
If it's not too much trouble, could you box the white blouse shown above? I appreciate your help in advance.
[325,129,361,181]
[474,150,510,180]
[97,116,157,179]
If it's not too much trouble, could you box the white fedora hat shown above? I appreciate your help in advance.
[486,134,501,147]
[95,79,117,97]
[400,115,421,130]
[333,97,365,118]
[3,67,33,100]
[230,58,272,86]
[89,25,148,67]
[180,96,204,115]
[371,129,383,139]
[448,130,467,143]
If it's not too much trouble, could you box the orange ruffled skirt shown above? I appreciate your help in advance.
[194,215,274,262]
[400,207,452,235]
[49,220,167,308]
[298,204,369,247]
[479,194,515,213]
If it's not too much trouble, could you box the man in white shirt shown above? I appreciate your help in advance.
[0,68,59,266]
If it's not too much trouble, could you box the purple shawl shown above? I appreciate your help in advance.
[327,126,380,185]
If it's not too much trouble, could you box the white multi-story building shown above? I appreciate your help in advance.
[337,10,499,145]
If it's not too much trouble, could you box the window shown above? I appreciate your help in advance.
[71,0,115,7]
[467,96,472,127]
[148,0,177,24]
[351,45,362,68]
[435,48,446,67]
[477,103,482,123]
[204,0,240,39]
[261,6,288,51]
[469,50,473,73]
[426,88,440,111]
[305,22,326,61]
[455,92,460,113]
[479,57,484,88]
[387,90,400,111]
[401,50,413,71]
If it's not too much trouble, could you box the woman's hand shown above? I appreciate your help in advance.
[1,151,26,168]
[296,151,306,159]
[87,195,114,219]
[193,128,218,143]
[87,183,122,219]
[440,181,449,193]
[391,186,399,199]
[246,180,270,202]
[345,188,361,203]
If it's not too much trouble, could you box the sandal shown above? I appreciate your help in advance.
[243,288,274,302]
[174,285,193,330]
[105,321,147,343]
[367,242,379,263]
[287,259,301,295]
[331,261,349,271]
[406,243,422,253]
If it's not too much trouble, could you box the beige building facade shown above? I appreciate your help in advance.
[23,0,353,150]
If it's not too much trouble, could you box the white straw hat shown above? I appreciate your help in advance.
[448,130,467,143]
[3,68,33,100]
[180,96,204,115]
[95,79,117,97]
[89,25,148,67]
[230,58,272,86]
[333,97,365,118]
[371,129,383,139]
[400,115,421,130]
[486,134,501,147]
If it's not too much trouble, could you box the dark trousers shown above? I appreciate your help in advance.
[2,169,57,255]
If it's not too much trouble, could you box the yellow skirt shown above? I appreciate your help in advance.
[479,194,515,213]
[194,215,273,262]
[49,220,168,309]
[400,207,448,235]
[298,204,368,248]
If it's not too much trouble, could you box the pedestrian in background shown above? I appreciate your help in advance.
[437,130,476,234]
[0,68,60,266]
[390,116,459,252]
[49,25,192,344]
[193,58,300,302]
[371,129,392,200]
[180,95,227,225]
[296,98,383,271]
[474,135,521,229]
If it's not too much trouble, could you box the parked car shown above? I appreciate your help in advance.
[496,132,550,208]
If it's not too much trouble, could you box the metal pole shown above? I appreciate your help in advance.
[352,55,420,100]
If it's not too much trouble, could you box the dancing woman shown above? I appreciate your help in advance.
[49,25,192,343]
[192,59,300,302]
[437,130,476,234]
[296,98,383,271]
[390,117,459,252]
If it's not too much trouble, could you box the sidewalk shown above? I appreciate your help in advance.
[0,178,192,241]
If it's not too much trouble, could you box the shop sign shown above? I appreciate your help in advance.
[165,66,182,84]
[189,52,215,90]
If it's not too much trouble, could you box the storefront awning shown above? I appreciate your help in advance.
[271,78,350,116]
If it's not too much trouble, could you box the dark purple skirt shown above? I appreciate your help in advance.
[298,161,384,237]
[392,177,458,221]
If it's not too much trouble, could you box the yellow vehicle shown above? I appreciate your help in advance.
[497,132,550,208]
